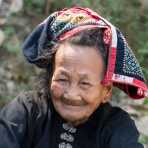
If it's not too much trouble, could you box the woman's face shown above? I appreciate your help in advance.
[50,42,111,125]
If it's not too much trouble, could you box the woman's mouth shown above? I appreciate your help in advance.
[61,97,86,106]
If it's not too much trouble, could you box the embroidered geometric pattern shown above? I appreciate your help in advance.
[50,10,106,40]
[123,43,144,80]
[119,32,144,79]
[51,21,77,38]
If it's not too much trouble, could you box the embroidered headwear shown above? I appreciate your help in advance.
[22,7,148,99]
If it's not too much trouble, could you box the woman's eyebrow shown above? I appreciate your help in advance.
[79,74,101,85]
[57,70,70,76]
[79,74,90,80]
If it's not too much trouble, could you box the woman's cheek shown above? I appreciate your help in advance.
[50,82,64,99]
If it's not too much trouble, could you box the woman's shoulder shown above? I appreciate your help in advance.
[6,91,44,111]
[101,103,142,147]
[15,91,37,108]
[103,103,136,130]
[0,91,52,147]
[0,90,50,120]
[108,105,133,127]
[16,90,48,108]
[98,103,131,126]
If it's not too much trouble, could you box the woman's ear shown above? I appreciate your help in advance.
[102,84,112,103]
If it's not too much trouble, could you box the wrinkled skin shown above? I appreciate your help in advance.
[50,42,112,126]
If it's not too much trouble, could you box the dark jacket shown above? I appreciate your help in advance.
[0,91,144,148]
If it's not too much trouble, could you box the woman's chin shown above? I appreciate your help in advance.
[62,114,88,126]
[53,102,91,125]
[57,108,89,126]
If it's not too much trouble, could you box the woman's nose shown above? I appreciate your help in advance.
[64,92,81,101]
[64,86,81,100]
[62,85,84,105]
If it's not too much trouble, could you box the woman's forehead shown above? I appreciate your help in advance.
[54,42,104,77]
[55,42,102,60]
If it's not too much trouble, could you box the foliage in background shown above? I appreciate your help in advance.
[24,0,45,13]
[2,26,20,54]
[1,0,148,102]
[139,134,148,146]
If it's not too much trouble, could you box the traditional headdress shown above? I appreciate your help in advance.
[22,7,148,99]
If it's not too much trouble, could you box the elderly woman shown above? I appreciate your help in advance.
[0,7,147,148]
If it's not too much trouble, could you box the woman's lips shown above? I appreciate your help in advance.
[62,102,84,111]
[61,98,86,106]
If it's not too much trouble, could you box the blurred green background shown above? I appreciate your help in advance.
[0,0,148,146]
[1,0,148,103]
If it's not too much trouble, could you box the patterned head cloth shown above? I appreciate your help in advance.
[22,7,148,99]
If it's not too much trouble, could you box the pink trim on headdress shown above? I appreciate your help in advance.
[112,74,148,98]
[60,25,108,42]
[59,25,100,41]
[103,28,112,45]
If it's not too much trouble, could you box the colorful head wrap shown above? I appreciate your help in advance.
[22,7,148,99]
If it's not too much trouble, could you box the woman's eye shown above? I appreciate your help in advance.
[57,78,68,82]
[81,82,89,85]
[80,82,91,89]
[80,82,91,86]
